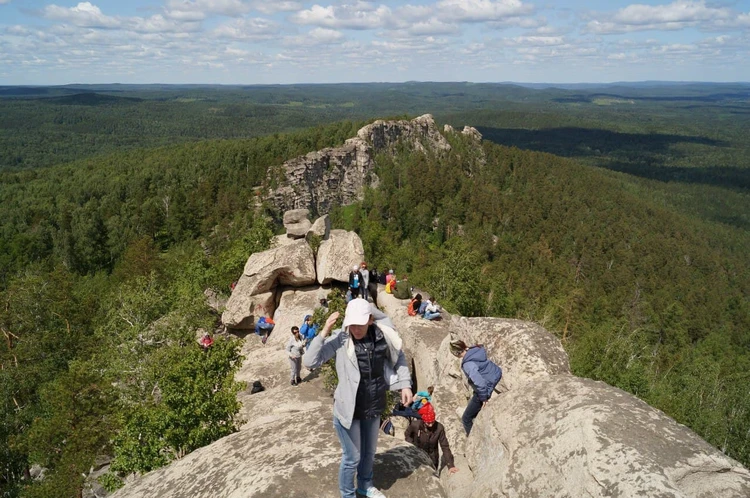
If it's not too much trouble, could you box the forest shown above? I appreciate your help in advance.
[0,82,748,496]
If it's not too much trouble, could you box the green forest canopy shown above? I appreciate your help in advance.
[1,82,749,496]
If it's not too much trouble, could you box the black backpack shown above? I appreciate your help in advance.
[250,380,265,394]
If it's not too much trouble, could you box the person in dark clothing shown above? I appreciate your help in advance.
[450,339,502,436]
[405,403,458,476]
[349,265,364,299]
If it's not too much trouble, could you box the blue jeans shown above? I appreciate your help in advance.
[332,416,380,498]
[424,311,441,320]
[461,392,483,435]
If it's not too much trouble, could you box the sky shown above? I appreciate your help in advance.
[0,0,749,85]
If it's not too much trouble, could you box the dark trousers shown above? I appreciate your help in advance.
[350,287,360,298]
[461,392,483,435]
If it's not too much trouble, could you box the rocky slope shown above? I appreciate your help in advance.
[266,114,452,215]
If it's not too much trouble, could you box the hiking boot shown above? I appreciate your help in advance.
[357,487,386,498]
[296,376,302,384]
[291,379,297,386]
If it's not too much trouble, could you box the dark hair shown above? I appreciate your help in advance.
[415,293,422,300]
[449,339,468,357]
[291,326,300,333]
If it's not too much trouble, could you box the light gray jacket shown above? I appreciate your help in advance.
[303,319,411,429]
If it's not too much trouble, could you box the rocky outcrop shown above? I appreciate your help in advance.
[267,114,451,214]
[222,239,316,329]
[306,214,331,240]
[283,208,312,239]
[316,229,365,285]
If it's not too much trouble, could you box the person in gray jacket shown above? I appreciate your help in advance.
[286,326,305,386]
[303,299,413,498]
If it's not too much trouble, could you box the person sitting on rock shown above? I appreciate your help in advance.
[286,326,305,386]
[384,278,396,295]
[255,316,275,345]
[385,269,395,285]
[407,294,423,317]
[303,299,413,498]
[300,314,318,347]
[423,298,442,321]
[450,339,502,436]
[349,265,364,299]
[405,403,459,477]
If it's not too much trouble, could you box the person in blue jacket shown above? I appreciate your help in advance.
[299,314,318,347]
[449,339,502,436]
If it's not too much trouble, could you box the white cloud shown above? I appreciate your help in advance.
[213,17,279,40]
[43,2,121,29]
[165,0,250,18]
[284,27,345,46]
[250,0,303,14]
[291,3,393,30]
[436,0,533,23]
[0,0,12,4]
[585,0,744,34]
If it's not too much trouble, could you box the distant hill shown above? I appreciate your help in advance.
[44,92,143,106]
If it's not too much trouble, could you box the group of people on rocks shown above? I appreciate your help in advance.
[303,297,503,498]
[407,293,442,321]
[227,262,502,498]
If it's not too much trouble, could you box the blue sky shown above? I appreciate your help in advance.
[1,0,748,84]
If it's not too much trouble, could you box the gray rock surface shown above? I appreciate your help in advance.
[221,240,315,329]
[379,293,750,498]
[283,209,310,225]
[307,214,331,241]
[268,115,452,214]
[315,229,365,285]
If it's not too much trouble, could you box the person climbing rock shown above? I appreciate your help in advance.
[255,316,275,344]
[303,299,413,498]
[404,403,458,477]
[450,339,502,436]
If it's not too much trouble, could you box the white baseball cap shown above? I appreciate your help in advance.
[342,298,373,329]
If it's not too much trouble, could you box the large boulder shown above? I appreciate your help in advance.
[284,209,312,239]
[306,214,331,241]
[221,240,316,329]
[467,376,750,498]
[315,229,365,285]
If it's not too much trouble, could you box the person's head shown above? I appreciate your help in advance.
[304,314,313,324]
[415,293,422,301]
[342,298,374,339]
[291,326,300,337]
[352,265,359,273]
[389,269,394,275]
[449,339,468,358]
[418,403,436,429]
[360,261,367,270]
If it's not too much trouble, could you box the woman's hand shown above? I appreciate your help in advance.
[401,388,413,406]
[449,466,459,474]
[322,311,340,337]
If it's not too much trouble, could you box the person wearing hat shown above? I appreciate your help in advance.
[404,403,458,476]
[303,299,413,498]
[450,339,502,436]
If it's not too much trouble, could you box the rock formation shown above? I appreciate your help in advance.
[267,114,451,215]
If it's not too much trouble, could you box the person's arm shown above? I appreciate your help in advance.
[438,425,455,469]
[285,337,294,356]
[302,312,341,369]
[463,361,491,401]
[392,348,413,405]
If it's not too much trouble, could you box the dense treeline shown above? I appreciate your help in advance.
[333,132,750,467]
[0,122,359,497]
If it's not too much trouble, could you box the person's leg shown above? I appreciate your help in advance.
[461,393,483,435]
[424,311,441,321]
[333,417,361,498]
[289,357,297,384]
[295,357,302,384]
[356,418,381,493]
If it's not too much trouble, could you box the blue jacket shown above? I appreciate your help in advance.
[300,322,318,342]
[461,346,502,402]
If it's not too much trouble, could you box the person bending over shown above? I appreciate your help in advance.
[449,339,502,436]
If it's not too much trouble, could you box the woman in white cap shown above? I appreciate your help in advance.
[349,265,364,299]
[303,299,413,498]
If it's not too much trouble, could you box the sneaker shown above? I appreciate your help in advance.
[291,379,296,386]
[357,487,386,498]
[296,376,302,384]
